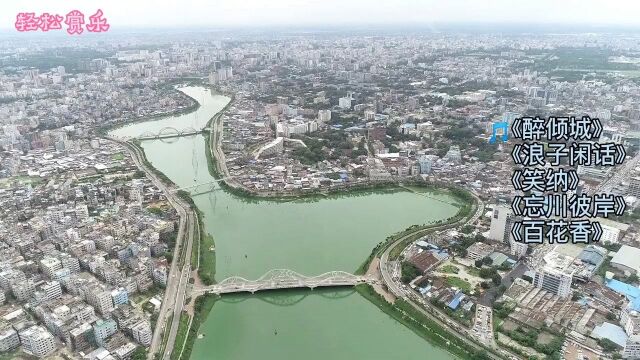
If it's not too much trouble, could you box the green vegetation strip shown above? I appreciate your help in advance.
[355,284,490,360]
[198,233,216,285]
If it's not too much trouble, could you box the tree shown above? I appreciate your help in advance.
[474,259,483,268]
[401,261,421,284]
[461,224,474,234]
[473,350,491,360]
[479,267,498,279]
[628,274,639,284]
[491,273,502,286]
[131,347,147,360]
[482,256,493,266]
[598,338,620,352]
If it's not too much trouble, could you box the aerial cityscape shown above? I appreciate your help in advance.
[4,1,640,360]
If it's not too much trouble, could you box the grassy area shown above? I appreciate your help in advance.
[198,233,216,285]
[467,267,481,277]
[445,276,472,293]
[112,152,125,161]
[440,265,460,274]
[355,284,491,360]
[170,313,191,360]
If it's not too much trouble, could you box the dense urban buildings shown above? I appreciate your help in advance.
[4,11,640,359]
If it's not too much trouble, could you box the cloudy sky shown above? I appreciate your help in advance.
[3,0,640,29]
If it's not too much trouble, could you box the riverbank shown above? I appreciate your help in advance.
[97,81,203,136]
[171,294,219,360]
[104,83,479,360]
[356,284,483,360]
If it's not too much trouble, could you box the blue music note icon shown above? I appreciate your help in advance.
[489,122,508,144]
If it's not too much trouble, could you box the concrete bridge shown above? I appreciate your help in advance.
[192,269,373,295]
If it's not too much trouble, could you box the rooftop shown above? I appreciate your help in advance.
[611,245,640,273]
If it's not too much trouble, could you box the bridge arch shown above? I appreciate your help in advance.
[195,269,368,295]
[158,127,181,137]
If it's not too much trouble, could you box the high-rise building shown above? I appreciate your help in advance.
[533,266,573,298]
[318,110,331,124]
[629,177,640,198]
[488,205,512,243]
[418,155,433,175]
[509,237,528,259]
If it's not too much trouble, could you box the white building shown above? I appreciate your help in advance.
[532,250,576,298]
[533,268,572,298]
[509,237,528,259]
[338,97,352,109]
[418,155,432,174]
[318,110,331,123]
[41,281,62,301]
[611,245,640,275]
[39,257,62,279]
[19,326,56,358]
[0,324,19,352]
[131,320,152,346]
[86,287,114,315]
[621,306,640,358]
[488,205,512,243]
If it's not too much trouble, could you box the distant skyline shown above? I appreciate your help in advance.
[3,0,640,30]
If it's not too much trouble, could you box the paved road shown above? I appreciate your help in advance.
[108,138,196,360]
[378,192,519,360]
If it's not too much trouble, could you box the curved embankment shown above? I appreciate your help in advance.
[107,84,484,360]
[194,92,490,360]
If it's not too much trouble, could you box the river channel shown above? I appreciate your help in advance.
[110,86,461,360]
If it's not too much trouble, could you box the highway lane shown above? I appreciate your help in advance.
[107,138,195,360]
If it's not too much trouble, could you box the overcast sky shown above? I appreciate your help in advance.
[3,0,640,30]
